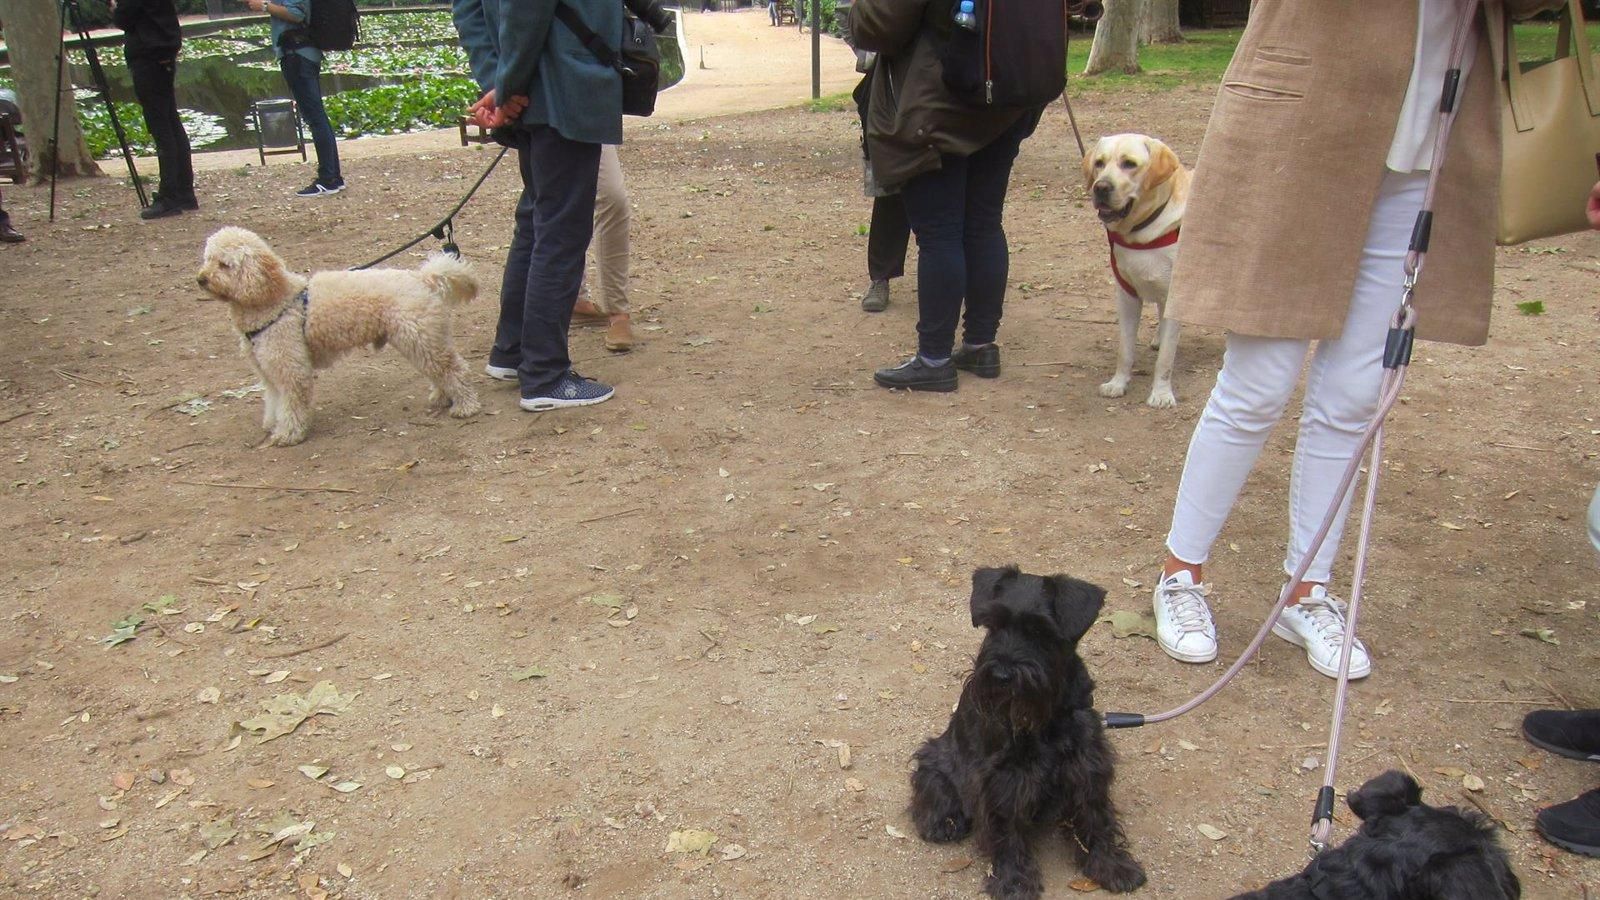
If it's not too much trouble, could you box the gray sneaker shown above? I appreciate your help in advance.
[519,371,614,412]
[861,280,890,312]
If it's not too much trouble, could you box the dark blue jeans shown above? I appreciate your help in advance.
[279,53,340,185]
[490,125,601,396]
[900,109,1040,360]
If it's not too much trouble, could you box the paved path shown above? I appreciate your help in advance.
[155,8,860,176]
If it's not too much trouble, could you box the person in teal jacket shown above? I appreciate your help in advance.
[452,0,624,411]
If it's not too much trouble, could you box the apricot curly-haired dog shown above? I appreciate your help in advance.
[196,227,481,446]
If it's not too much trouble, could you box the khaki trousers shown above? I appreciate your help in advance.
[586,144,631,315]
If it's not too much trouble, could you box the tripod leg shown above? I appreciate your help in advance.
[49,0,69,221]
[66,0,148,207]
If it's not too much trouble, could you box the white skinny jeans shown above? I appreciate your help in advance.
[1166,171,1428,584]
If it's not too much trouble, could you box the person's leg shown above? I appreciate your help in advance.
[0,188,20,242]
[488,135,537,376]
[1165,336,1309,571]
[957,111,1036,349]
[899,155,971,362]
[129,57,194,206]
[590,145,630,317]
[1285,170,1428,587]
[866,192,909,283]
[518,126,602,398]
[281,53,341,187]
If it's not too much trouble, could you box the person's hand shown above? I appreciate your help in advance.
[246,0,268,13]
[468,91,498,129]
[1587,180,1600,231]
[489,94,528,127]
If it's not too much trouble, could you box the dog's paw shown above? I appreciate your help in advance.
[267,429,307,447]
[984,868,1043,900]
[449,395,482,418]
[1083,851,1147,894]
[1099,378,1130,399]
[1145,385,1176,409]
[917,813,972,844]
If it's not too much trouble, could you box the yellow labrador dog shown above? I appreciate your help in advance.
[1082,134,1191,408]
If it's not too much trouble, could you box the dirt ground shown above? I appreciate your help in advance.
[3,47,1600,900]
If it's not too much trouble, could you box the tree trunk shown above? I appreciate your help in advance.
[1138,0,1183,45]
[0,0,104,181]
[1084,0,1142,76]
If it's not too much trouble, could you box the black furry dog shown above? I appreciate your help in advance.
[1232,770,1521,899]
[909,566,1145,898]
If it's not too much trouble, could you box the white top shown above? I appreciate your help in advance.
[1387,0,1477,173]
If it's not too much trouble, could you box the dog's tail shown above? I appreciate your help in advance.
[419,253,478,307]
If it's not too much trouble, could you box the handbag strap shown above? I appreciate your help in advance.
[1494,0,1600,130]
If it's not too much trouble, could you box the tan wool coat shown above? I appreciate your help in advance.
[1168,0,1560,347]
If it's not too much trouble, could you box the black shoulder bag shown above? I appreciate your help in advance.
[554,4,662,118]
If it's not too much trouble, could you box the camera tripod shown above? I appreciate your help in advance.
[49,0,147,221]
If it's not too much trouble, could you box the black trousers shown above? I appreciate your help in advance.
[490,125,601,397]
[128,56,194,203]
[867,192,910,283]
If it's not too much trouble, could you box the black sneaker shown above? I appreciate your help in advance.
[1536,787,1600,858]
[874,355,957,392]
[519,371,614,411]
[861,280,890,313]
[296,180,345,198]
[1524,709,1600,762]
[951,342,1000,378]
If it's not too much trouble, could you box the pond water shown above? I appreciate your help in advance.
[1,10,684,158]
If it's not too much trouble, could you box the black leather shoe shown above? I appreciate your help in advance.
[139,195,186,220]
[874,355,957,392]
[1524,709,1600,762]
[0,222,22,243]
[951,342,1000,378]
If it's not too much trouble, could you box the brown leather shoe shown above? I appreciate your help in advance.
[604,314,634,352]
[571,299,609,328]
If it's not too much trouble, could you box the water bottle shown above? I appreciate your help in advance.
[953,0,978,31]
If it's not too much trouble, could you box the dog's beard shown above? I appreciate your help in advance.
[970,659,1056,734]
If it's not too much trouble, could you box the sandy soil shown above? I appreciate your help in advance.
[1,11,1599,899]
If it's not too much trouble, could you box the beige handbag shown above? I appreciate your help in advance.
[1490,0,1600,244]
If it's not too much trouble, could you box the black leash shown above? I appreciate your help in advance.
[350,145,510,270]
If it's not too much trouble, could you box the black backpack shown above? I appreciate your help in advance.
[939,0,1067,108]
[556,4,662,118]
[281,0,360,53]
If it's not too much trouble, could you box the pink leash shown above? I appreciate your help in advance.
[1101,2,1483,854]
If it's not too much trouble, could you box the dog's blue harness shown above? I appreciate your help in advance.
[244,288,310,343]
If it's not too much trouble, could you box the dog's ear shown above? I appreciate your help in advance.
[1081,139,1101,187]
[969,566,1019,629]
[1346,770,1422,821]
[1044,575,1106,642]
[1141,138,1178,190]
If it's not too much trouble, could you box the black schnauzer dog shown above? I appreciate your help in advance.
[1232,770,1521,899]
[910,566,1146,898]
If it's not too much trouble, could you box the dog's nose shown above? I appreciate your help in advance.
[990,666,1013,684]
[1092,182,1112,200]
[196,274,209,287]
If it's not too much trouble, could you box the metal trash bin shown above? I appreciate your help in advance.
[252,99,307,166]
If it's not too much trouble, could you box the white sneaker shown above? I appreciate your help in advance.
[1153,570,1218,663]
[1271,586,1372,679]
[484,364,517,382]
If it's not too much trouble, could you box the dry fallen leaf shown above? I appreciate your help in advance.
[238,681,358,743]
[263,670,290,684]
[298,765,330,780]
[385,766,406,780]
[1463,774,1486,792]
[111,772,136,792]
[940,857,973,874]
[1434,766,1467,778]
[719,843,747,861]
[1068,877,1101,892]
[885,824,909,840]
[169,768,196,787]
[246,778,274,790]
[1197,823,1228,841]
[196,687,221,704]
[665,829,717,855]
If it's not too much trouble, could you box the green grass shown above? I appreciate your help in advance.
[1068,29,1242,93]
[1512,21,1600,62]
[807,91,855,113]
